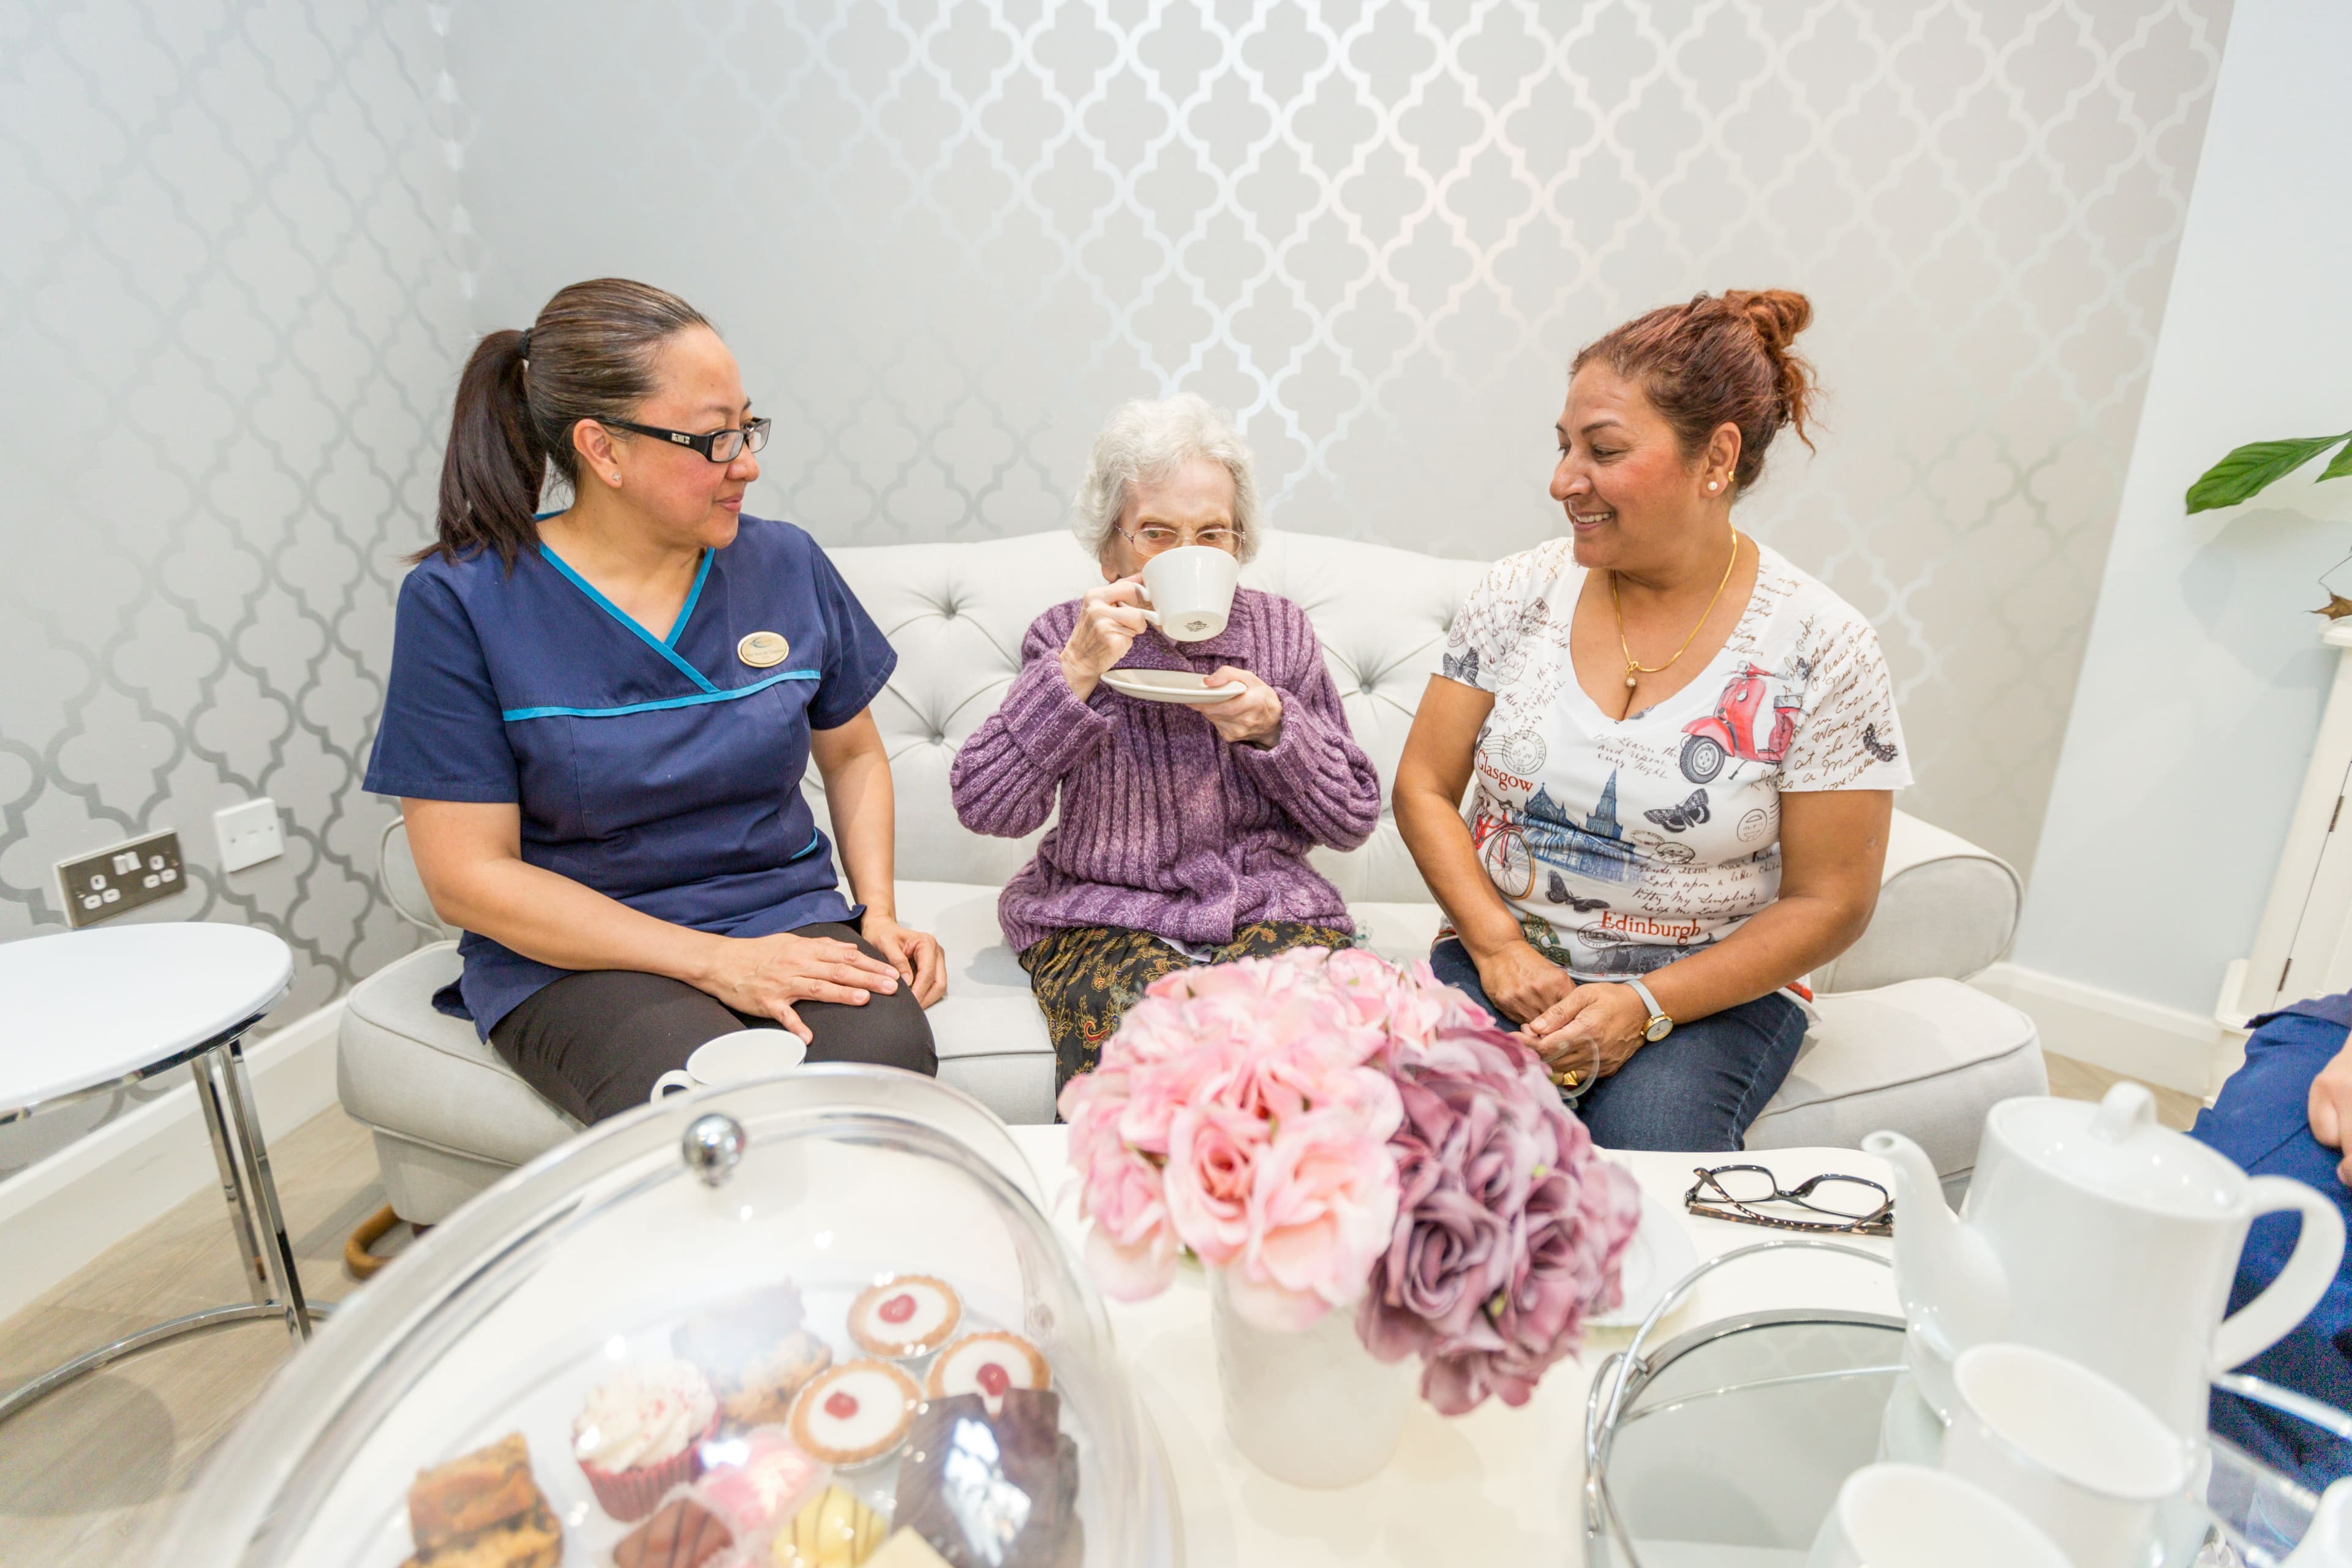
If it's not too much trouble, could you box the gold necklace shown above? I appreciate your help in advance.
[1611,530,1741,692]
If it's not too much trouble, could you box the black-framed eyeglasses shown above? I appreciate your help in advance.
[1683,1165,1894,1237]
[600,415,771,464]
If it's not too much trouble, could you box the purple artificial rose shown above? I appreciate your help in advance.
[1357,1021,1643,1415]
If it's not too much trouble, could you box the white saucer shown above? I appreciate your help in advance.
[1588,1189,1702,1329]
[1100,669,1246,704]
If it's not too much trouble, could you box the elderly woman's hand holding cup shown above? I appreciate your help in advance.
[1058,575,1152,701]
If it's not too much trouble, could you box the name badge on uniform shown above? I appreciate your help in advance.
[737,631,790,668]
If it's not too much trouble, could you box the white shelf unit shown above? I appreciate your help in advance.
[2222,621,2352,1025]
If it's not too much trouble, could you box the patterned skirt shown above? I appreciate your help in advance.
[1019,921,1357,1100]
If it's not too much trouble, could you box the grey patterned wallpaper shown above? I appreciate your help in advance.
[0,0,469,1174]
[0,0,2231,1177]
[449,0,2229,875]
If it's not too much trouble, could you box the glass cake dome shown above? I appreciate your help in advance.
[159,1067,1180,1568]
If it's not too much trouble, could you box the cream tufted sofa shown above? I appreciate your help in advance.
[339,529,2042,1223]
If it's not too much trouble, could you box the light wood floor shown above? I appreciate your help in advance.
[2043,1052,2202,1131]
[0,1104,413,1567]
[0,1055,2200,1565]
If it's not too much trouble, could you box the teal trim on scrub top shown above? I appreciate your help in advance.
[502,666,818,722]
[665,548,712,647]
[536,543,720,694]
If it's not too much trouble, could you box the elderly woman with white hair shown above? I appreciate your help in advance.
[951,394,1384,1092]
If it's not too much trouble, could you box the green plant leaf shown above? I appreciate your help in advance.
[2323,439,2352,484]
[2185,433,2352,513]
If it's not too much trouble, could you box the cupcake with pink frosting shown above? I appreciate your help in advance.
[572,1359,720,1521]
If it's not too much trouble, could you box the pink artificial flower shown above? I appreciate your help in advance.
[1117,1033,1240,1156]
[1227,1102,1403,1331]
[1358,1015,1642,1415]
[1077,1139,1180,1300]
[1163,1098,1268,1266]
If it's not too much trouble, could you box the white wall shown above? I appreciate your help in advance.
[2016,0,2352,1019]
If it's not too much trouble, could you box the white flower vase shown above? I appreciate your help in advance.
[1208,1273,1411,1488]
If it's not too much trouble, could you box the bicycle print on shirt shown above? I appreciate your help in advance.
[1441,538,1912,981]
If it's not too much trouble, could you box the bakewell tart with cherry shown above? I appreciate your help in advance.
[846,1275,962,1360]
[786,1359,921,1467]
[923,1332,1050,1414]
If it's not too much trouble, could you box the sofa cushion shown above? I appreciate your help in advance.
[337,942,581,1164]
[891,881,1054,1067]
[1746,978,2044,1177]
[1814,812,2021,990]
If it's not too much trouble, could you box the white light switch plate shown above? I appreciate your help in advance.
[214,799,284,873]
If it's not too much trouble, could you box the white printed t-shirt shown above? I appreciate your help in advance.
[1439,537,1912,980]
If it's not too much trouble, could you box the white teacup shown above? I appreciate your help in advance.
[1137,545,1240,642]
[649,1027,808,1102]
[1942,1343,2188,1568]
[1810,1463,2071,1567]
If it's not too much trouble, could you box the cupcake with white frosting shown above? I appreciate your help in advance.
[573,1359,720,1521]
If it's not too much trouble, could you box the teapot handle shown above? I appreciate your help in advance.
[2212,1176,2347,1376]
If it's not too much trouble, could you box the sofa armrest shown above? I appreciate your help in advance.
[1814,809,2021,993]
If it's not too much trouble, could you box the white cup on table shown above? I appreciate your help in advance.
[1809,1463,2071,1567]
[648,1027,807,1102]
[1137,545,1240,642]
[1940,1343,2189,1568]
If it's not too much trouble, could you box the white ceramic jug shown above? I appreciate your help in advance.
[1863,1084,2343,1439]
[2289,1479,2352,1565]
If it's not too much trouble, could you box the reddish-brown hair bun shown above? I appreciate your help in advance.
[1573,289,1819,492]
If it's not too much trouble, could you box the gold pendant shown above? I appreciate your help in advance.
[737,631,790,668]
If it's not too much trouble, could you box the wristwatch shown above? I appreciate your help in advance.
[1623,978,1674,1043]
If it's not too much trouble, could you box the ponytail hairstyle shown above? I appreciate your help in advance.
[1572,289,1819,495]
[425,277,713,567]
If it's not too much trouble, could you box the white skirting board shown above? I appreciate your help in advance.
[0,1000,346,1325]
[1969,962,2244,1101]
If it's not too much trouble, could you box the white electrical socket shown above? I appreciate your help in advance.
[214,798,284,873]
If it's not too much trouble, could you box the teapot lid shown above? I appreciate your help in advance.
[1989,1084,2244,1218]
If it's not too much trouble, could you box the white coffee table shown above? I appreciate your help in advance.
[1006,1124,1896,1566]
[0,922,320,1422]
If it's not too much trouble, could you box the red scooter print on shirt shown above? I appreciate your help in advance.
[1681,662,1800,783]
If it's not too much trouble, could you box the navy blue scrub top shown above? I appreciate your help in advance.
[363,516,895,1038]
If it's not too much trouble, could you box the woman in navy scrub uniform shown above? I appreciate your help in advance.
[365,278,942,1121]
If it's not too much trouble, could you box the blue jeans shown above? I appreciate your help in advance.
[2191,1002,2352,1490]
[1427,938,1807,1152]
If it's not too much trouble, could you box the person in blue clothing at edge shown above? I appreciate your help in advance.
[2196,990,2352,1487]
[363,277,944,1121]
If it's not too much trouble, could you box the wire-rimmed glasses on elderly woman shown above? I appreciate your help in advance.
[1118,521,1241,555]
[600,415,772,463]
[1684,1164,1894,1236]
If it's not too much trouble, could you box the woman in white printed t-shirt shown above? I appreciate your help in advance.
[1394,289,1912,1151]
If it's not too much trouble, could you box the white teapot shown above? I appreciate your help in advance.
[1864,1084,2344,1439]
[2290,1479,2352,1565]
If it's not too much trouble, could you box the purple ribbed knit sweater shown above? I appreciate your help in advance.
[950,587,1383,955]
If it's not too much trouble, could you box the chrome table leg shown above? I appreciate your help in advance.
[208,1035,312,1340]
[0,1017,325,1425]
[0,1305,287,1423]
[192,1052,271,1304]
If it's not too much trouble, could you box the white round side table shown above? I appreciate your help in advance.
[0,921,322,1422]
